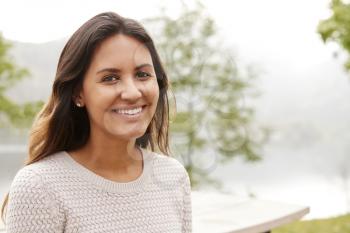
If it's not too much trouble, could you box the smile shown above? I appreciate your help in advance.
[111,106,143,115]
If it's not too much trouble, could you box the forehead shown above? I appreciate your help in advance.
[90,34,152,69]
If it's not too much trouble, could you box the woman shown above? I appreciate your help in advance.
[1,12,192,232]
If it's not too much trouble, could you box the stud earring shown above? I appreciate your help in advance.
[76,102,82,107]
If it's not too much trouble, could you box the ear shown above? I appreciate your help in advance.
[72,86,85,107]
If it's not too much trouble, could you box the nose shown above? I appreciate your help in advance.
[120,78,142,101]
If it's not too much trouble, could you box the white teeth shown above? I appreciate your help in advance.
[113,107,142,115]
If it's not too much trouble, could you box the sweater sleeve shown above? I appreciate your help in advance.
[6,167,65,233]
[182,171,192,233]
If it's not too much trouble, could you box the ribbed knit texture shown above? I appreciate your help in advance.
[6,148,192,232]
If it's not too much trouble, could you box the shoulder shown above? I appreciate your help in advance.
[148,150,190,187]
[9,165,43,193]
[9,151,68,191]
[8,159,59,209]
[7,154,66,231]
[150,151,188,176]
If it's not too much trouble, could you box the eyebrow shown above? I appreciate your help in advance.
[96,63,153,74]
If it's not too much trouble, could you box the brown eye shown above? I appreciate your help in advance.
[102,75,119,82]
[136,71,151,78]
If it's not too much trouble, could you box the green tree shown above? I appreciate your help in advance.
[318,0,350,212]
[318,0,350,71]
[145,2,268,188]
[0,33,43,129]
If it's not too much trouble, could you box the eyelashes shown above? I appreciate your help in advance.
[101,71,152,83]
[136,71,152,78]
[102,75,119,82]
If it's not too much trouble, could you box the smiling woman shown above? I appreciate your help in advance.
[1,12,192,233]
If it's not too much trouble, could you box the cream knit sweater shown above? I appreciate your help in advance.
[6,148,192,232]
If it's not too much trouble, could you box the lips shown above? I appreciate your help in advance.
[111,105,146,116]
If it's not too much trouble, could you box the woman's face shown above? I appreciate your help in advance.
[78,34,159,141]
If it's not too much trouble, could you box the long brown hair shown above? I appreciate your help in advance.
[1,12,170,222]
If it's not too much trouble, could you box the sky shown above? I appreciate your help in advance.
[0,0,175,43]
[0,0,331,45]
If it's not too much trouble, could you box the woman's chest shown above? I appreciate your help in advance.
[61,188,183,232]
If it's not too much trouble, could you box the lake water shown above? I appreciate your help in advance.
[209,143,350,220]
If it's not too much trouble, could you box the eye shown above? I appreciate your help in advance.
[102,75,119,83]
[136,71,151,78]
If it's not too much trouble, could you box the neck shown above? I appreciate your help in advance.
[71,133,142,173]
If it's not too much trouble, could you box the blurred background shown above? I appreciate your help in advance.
[1,0,350,232]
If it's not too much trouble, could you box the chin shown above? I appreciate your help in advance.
[110,129,147,141]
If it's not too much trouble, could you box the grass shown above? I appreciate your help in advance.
[272,213,350,233]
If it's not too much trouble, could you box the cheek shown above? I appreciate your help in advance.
[153,82,160,99]
[151,83,160,105]
[84,85,115,102]
[82,87,115,119]
[143,79,160,102]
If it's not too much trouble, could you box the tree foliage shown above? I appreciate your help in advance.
[318,0,350,71]
[0,33,43,129]
[145,2,268,188]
